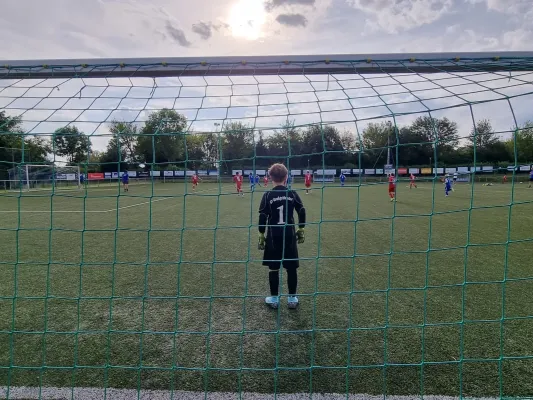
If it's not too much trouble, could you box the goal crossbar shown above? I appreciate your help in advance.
[2,52,533,79]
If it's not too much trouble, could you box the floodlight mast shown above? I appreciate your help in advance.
[1,52,533,79]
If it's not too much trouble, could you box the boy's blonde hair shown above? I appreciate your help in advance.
[268,163,288,184]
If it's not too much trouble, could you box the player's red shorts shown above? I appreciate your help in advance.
[305,182,311,188]
[236,184,242,191]
[389,184,395,192]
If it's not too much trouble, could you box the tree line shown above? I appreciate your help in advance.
[1,108,533,180]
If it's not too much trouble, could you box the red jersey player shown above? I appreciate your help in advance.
[503,174,507,184]
[304,170,312,194]
[233,172,244,196]
[388,173,396,201]
[263,175,268,187]
[409,173,417,189]
[191,173,200,191]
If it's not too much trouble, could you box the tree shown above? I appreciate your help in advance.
[397,127,433,166]
[361,121,396,167]
[0,111,50,180]
[410,116,458,147]
[136,109,188,166]
[201,132,221,170]
[109,121,138,163]
[184,134,206,169]
[99,135,127,173]
[220,122,254,172]
[53,125,91,164]
[469,119,499,148]
[506,121,533,163]
[300,124,344,168]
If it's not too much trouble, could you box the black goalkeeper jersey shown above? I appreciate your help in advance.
[258,186,306,268]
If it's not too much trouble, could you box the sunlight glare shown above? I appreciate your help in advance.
[228,0,266,40]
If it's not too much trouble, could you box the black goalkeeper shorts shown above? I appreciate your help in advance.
[262,235,299,270]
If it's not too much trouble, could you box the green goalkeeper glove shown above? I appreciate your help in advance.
[296,228,305,244]
[258,232,266,250]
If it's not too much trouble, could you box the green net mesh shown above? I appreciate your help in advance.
[1,56,533,399]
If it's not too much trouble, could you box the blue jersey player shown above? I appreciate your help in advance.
[121,171,129,192]
[249,173,255,191]
[287,173,292,189]
[340,173,346,186]
[529,169,533,188]
[444,176,452,197]
[255,174,260,186]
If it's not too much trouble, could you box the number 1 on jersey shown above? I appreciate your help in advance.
[277,205,285,224]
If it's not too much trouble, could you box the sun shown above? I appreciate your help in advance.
[228,0,266,40]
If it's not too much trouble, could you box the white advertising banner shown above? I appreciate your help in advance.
[150,171,161,177]
[365,169,375,175]
[315,169,336,175]
[163,170,174,177]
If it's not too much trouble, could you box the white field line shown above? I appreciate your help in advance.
[0,185,233,214]
[0,386,499,400]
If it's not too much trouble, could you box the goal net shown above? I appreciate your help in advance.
[1,54,533,399]
[7,164,80,190]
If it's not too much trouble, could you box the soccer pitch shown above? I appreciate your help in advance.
[0,180,532,398]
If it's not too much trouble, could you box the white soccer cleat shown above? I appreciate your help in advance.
[265,296,279,309]
[287,296,299,309]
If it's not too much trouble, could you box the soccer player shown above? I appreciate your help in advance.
[304,170,312,194]
[191,173,200,192]
[287,173,292,189]
[258,163,306,310]
[388,173,396,201]
[503,174,507,184]
[445,175,452,197]
[121,171,129,192]
[233,172,244,196]
[409,173,417,189]
[529,169,533,188]
[453,172,458,185]
[249,173,255,191]
[340,172,346,187]
[255,174,260,188]
[263,175,269,187]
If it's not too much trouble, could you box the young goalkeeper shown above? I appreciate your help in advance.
[258,163,306,310]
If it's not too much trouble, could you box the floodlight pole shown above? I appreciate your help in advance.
[25,164,29,192]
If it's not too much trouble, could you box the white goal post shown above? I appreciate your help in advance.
[8,164,81,191]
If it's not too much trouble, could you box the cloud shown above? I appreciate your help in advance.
[276,13,308,27]
[467,0,532,15]
[191,21,229,40]
[265,0,315,11]
[192,21,213,40]
[165,21,192,47]
[346,0,454,34]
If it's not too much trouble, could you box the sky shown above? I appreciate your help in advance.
[1,0,533,155]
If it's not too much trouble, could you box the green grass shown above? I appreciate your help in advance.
[0,179,532,397]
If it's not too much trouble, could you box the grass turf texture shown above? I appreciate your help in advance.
[0,180,532,397]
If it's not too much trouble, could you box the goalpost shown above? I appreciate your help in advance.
[1,53,533,399]
[7,164,81,191]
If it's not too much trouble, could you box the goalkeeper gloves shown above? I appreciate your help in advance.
[258,232,266,250]
[296,228,305,244]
